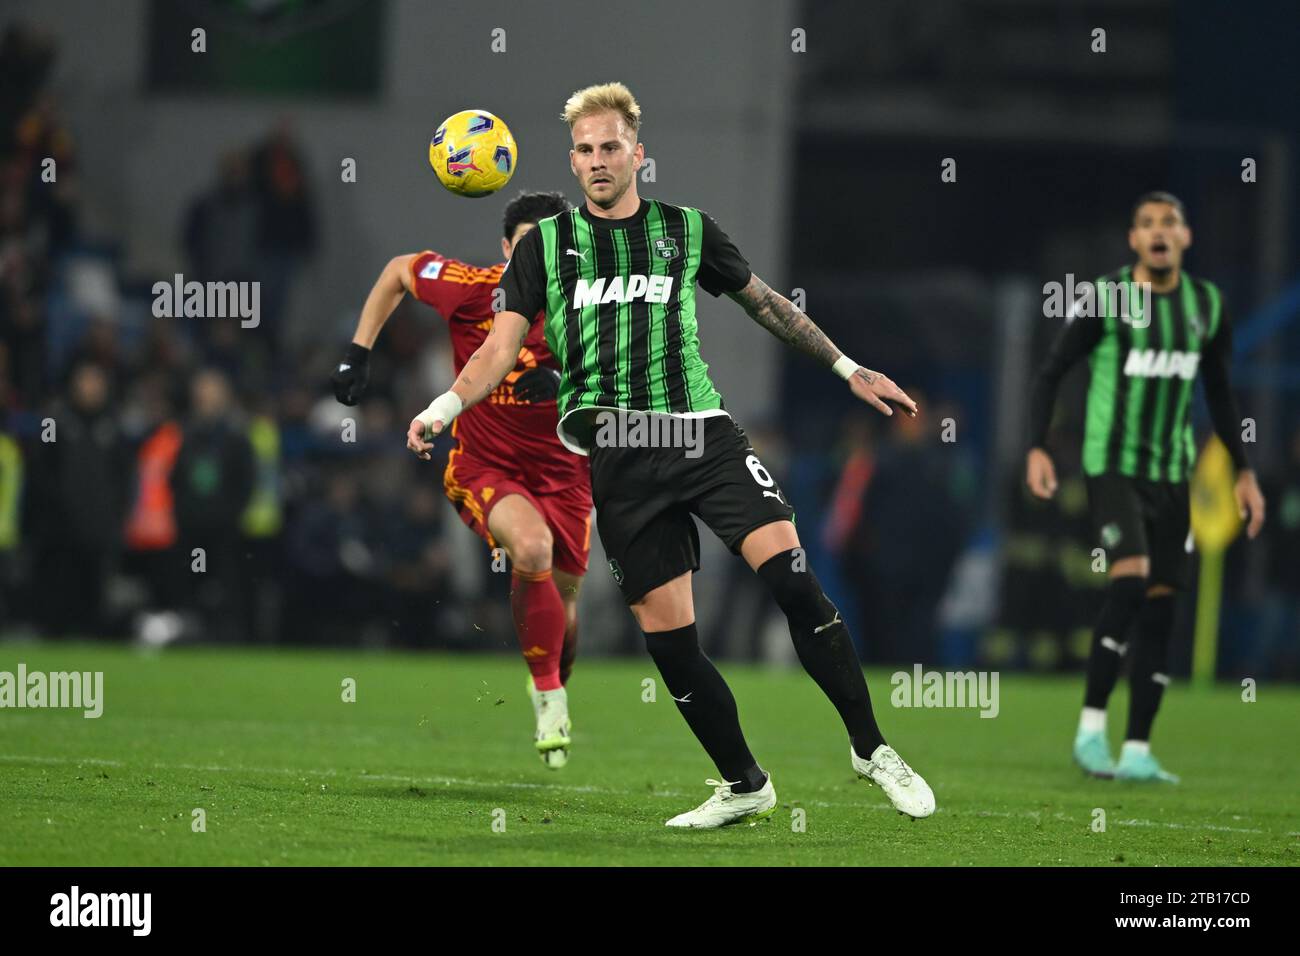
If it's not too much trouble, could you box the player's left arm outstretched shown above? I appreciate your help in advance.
[727,274,918,418]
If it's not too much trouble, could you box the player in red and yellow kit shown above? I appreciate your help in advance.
[331,191,591,768]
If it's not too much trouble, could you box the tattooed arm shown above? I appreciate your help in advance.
[406,310,528,460]
[727,274,917,417]
[728,274,842,366]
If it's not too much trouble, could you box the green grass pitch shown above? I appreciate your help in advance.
[0,642,1295,866]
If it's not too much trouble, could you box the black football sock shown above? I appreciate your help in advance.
[1083,575,1148,711]
[1126,593,1175,742]
[643,624,765,792]
[756,551,885,759]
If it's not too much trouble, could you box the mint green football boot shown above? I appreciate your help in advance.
[1073,729,1117,778]
[1115,743,1180,783]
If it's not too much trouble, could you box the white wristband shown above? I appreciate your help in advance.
[832,355,860,381]
[416,391,463,435]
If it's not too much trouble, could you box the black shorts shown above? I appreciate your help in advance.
[587,413,796,604]
[1085,473,1192,589]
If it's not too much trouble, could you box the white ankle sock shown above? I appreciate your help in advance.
[1079,707,1107,733]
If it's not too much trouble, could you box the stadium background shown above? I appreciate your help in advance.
[2,0,1297,683]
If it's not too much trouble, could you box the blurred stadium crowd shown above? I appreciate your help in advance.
[1,18,1296,677]
[0,22,481,649]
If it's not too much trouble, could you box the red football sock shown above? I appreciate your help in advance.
[510,568,565,691]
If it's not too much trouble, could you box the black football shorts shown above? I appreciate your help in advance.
[587,412,796,604]
[1085,473,1192,589]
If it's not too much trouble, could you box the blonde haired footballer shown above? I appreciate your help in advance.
[409,83,936,828]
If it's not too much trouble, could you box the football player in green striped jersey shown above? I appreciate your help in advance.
[408,82,935,827]
[1026,192,1266,782]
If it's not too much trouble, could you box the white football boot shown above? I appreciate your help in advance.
[852,744,936,818]
[529,679,571,769]
[665,776,777,828]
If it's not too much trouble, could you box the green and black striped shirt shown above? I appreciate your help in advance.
[498,198,751,454]
[1028,266,1248,481]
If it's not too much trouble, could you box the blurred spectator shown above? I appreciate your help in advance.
[121,375,184,643]
[374,481,452,647]
[182,151,267,392]
[283,468,373,645]
[249,119,317,371]
[170,368,255,641]
[251,120,317,264]
[11,89,77,252]
[29,361,128,637]
[178,122,318,382]
[1,24,76,255]
[0,23,57,154]
[0,266,45,409]
[239,397,284,643]
[183,150,258,286]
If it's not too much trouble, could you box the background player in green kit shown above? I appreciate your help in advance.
[407,82,935,828]
[1026,192,1266,783]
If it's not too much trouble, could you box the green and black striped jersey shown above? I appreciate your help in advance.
[1028,266,1249,482]
[498,198,752,454]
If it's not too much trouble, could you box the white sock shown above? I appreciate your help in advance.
[1122,740,1150,756]
[1079,707,1107,733]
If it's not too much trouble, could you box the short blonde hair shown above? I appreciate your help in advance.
[562,82,641,135]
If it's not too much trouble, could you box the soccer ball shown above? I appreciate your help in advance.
[428,109,517,198]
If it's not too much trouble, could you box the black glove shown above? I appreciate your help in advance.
[331,343,371,406]
[512,366,561,403]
